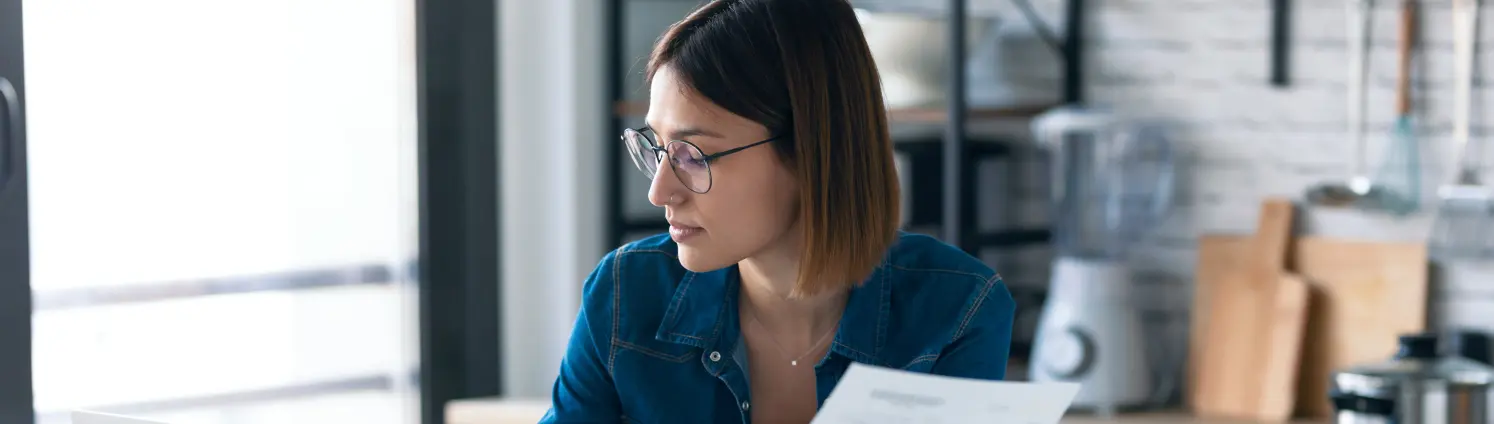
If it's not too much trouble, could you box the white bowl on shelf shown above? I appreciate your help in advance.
[854,8,1000,109]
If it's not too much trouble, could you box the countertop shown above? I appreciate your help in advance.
[444,397,1325,424]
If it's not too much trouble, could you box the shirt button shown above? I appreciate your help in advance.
[709,351,722,362]
[741,401,750,411]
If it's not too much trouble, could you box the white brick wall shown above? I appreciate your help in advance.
[960,0,1494,393]
[1062,0,1494,321]
[868,0,1494,397]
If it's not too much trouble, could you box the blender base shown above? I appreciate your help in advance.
[1029,256,1157,412]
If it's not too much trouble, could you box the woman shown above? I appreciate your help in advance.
[542,0,1015,422]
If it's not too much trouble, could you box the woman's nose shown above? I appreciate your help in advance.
[647,160,685,207]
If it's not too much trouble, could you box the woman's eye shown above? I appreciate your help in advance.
[674,155,706,170]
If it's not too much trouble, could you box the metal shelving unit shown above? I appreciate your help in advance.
[942,0,972,249]
[604,0,627,250]
[603,0,1084,256]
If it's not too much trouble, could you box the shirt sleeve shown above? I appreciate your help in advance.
[928,275,1016,380]
[540,251,623,423]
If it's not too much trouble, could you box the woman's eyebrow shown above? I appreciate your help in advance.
[644,122,725,140]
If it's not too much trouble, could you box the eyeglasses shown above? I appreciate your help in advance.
[622,126,783,194]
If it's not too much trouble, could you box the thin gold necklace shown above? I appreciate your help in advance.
[742,306,839,367]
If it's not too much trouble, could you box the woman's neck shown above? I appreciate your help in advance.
[737,239,847,336]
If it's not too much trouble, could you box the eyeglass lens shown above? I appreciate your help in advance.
[624,129,712,193]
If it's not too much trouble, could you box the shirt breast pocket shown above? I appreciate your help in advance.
[614,337,696,364]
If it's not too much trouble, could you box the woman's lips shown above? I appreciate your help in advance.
[669,224,704,241]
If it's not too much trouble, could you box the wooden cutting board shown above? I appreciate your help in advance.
[1188,234,1427,419]
[1191,199,1310,422]
[1291,236,1427,418]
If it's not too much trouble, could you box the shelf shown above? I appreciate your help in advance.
[613,100,1055,124]
[976,228,1051,248]
[892,136,1014,156]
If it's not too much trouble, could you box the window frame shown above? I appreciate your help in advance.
[0,0,34,422]
[0,0,505,422]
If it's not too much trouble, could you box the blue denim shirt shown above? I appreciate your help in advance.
[540,232,1015,423]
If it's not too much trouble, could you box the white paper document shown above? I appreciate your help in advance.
[72,410,172,424]
[812,363,1081,424]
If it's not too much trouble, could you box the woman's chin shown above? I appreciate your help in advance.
[676,246,737,273]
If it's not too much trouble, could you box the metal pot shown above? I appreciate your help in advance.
[1329,333,1494,424]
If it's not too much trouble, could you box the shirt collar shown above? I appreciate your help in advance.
[654,263,890,365]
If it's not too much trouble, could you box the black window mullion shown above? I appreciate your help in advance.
[415,0,503,423]
[0,0,32,422]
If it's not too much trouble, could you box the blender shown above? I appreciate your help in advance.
[1027,106,1176,415]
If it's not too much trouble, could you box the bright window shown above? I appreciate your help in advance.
[23,0,420,422]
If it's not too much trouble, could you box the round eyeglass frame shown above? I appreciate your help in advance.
[622,126,783,194]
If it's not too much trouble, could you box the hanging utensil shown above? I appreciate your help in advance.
[1307,0,1395,209]
[1270,0,1291,87]
[1374,0,1422,215]
[1430,0,1493,259]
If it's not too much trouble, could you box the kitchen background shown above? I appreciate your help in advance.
[610,0,1494,404]
[6,0,1492,422]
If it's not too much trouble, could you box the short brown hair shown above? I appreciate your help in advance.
[645,0,900,297]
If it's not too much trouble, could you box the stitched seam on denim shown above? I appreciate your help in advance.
[889,265,990,280]
[615,338,694,363]
[664,272,700,340]
[706,284,729,377]
[835,341,871,358]
[618,248,677,258]
[905,353,940,367]
[669,332,706,341]
[609,246,624,374]
[951,274,1002,342]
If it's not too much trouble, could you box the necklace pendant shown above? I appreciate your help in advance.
[791,360,798,366]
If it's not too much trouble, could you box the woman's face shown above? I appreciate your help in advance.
[645,65,800,272]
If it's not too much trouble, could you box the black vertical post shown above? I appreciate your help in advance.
[1062,0,1085,105]
[0,0,31,422]
[606,0,625,250]
[942,0,969,249]
[1269,0,1291,87]
[415,0,502,422]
